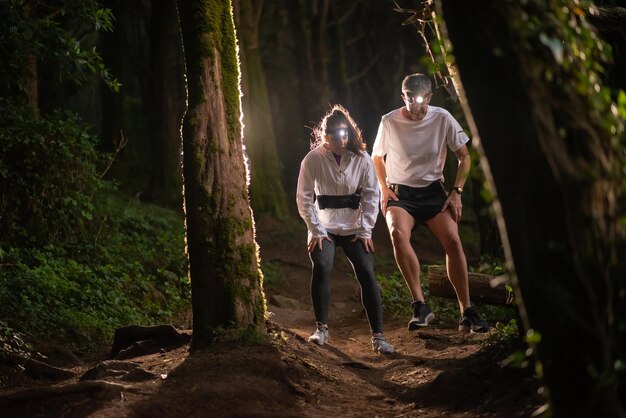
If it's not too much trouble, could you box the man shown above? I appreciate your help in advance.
[372,73,488,333]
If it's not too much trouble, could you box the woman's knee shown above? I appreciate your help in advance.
[310,247,334,269]
[354,267,379,289]
[312,259,333,277]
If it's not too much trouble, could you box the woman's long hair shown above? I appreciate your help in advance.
[311,104,366,155]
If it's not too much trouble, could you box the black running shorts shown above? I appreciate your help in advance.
[387,181,447,224]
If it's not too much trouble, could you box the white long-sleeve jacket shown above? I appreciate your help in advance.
[296,145,380,240]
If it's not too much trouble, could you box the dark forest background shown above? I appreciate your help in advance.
[62,0,492,250]
[2,0,464,353]
[84,0,437,209]
[2,1,625,414]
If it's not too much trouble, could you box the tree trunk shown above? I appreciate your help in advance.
[100,0,152,194]
[285,0,329,127]
[177,0,266,349]
[233,0,289,219]
[437,0,625,416]
[25,52,38,119]
[145,0,185,208]
[249,0,303,197]
[25,0,38,119]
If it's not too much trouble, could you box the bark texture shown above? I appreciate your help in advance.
[177,0,266,349]
[438,0,625,416]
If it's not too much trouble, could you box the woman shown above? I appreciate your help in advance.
[296,105,394,355]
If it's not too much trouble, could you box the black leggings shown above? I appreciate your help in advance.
[309,233,383,334]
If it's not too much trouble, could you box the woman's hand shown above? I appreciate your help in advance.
[352,236,375,253]
[308,236,332,253]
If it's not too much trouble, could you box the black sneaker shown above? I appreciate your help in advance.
[408,301,435,330]
[459,307,489,333]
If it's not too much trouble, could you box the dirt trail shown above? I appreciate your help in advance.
[249,216,541,417]
[0,216,542,417]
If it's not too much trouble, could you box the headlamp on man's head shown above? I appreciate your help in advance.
[404,92,430,104]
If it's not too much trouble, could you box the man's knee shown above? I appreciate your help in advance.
[441,234,463,252]
[390,226,411,246]
[386,208,415,245]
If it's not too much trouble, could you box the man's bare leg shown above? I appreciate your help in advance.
[385,207,424,301]
[427,211,489,333]
[386,207,436,329]
[426,210,471,312]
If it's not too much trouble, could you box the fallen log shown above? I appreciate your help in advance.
[427,265,514,306]
[109,324,188,358]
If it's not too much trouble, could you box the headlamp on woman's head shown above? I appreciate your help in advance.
[327,128,348,139]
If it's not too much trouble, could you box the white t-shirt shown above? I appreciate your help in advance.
[296,145,379,239]
[372,106,469,187]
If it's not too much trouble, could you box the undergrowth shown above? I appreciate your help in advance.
[0,102,190,356]
[0,193,190,353]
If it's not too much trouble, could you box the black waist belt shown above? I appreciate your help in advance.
[317,193,361,210]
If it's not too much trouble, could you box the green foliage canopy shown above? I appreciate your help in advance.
[0,0,119,102]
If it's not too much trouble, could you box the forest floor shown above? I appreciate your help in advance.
[0,215,544,417]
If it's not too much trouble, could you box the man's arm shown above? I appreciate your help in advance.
[441,145,471,222]
[452,145,471,190]
[372,155,397,216]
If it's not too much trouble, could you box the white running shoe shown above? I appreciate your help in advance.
[308,322,330,346]
[371,336,395,354]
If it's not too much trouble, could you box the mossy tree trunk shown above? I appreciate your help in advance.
[233,0,288,219]
[177,0,266,350]
[437,0,625,415]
